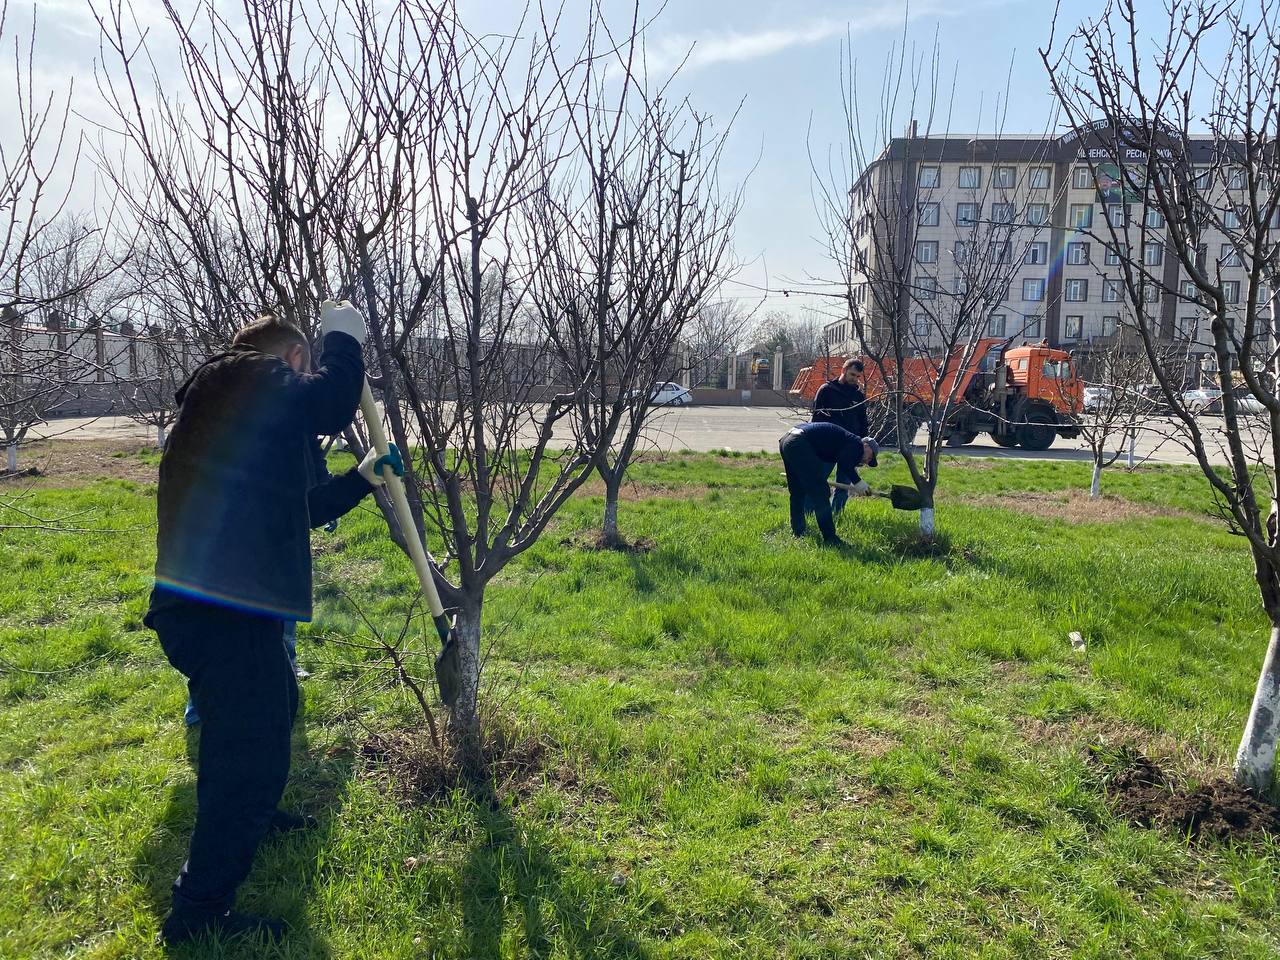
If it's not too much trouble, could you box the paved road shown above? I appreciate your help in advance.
[32,405,1251,466]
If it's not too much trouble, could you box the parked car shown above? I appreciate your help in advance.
[1181,386,1224,415]
[633,381,693,406]
[1082,386,1109,413]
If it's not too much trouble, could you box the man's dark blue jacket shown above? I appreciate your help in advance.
[812,377,868,437]
[784,421,867,482]
[147,332,368,622]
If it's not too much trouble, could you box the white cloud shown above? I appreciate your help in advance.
[647,0,1011,74]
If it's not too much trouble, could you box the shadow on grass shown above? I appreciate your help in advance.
[132,691,355,959]
[460,783,652,960]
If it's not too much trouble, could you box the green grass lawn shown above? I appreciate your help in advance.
[2,447,1278,959]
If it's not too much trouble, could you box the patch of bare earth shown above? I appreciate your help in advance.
[0,439,157,488]
[1089,744,1280,844]
[961,488,1193,524]
[573,478,710,501]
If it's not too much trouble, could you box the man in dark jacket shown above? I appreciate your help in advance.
[811,358,868,515]
[780,421,878,547]
[144,301,397,945]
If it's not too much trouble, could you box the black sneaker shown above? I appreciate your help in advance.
[269,808,319,835]
[160,908,285,944]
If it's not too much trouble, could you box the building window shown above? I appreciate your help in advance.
[1143,241,1164,266]
[1145,208,1166,229]
[918,165,940,188]
[918,202,940,227]
[1027,203,1050,226]
[1104,244,1127,266]
[1022,278,1046,301]
[1024,242,1048,265]
[953,277,968,295]
[1221,243,1242,268]
[916,276,938,300]
[994,165,1016,189]
[1025,315,1044,338]
[1223,208,1241,229]
[1142,283,1160,304]
[915,240,938,263]
[1193,167,1211,190]
[1228,168,1246,190]
[1029,167,1052,190]
[913,313,930,337]
[1072,166,1092,189]
[992,202,1015,224]
[1070,204,1093,228]
[1103,279,1123,302]
[957,202,980,226]
[989,241,1012,264]
[1224,280,1241,304]
[1066,242,1090,266]
[1064,315,1083,338]
[1102,316,1119,337]
[1065,278,1089,302]
[958,166,982,189]
[1175,316,1198,340]
[954,241,971,264]
[1180,280,1202,303]
[988,313,1006,336]
[1107,204,1127,227]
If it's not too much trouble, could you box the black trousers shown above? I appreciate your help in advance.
[149,600,297,916]
[780,431,839,542]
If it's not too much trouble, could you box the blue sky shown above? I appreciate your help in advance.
[20,0,1094,322]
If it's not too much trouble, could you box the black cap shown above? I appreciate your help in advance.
[861,436,879,467]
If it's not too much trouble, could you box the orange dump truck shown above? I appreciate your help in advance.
[790,340,1083,450]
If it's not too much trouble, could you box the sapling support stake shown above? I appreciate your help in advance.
[357,380,461,705]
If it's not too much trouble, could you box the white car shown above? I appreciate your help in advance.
[1082,386,1109,413]
[1181,387,1223,415]
[636,381,693,406]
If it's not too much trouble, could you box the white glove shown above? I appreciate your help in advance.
[357,443,404,487]
[850,480,872,497]
[320,299,367,345]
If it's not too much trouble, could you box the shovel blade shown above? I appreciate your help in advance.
[887,485,925,511]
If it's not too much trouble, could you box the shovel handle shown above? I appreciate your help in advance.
[358,381,448,623]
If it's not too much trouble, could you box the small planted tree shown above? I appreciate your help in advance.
[814,28,1053,537]
[1045,0,1280,792]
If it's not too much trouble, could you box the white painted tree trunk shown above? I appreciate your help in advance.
[1090,459,1102,498]
[603,496,620,545]
[5,443,15,473]
[156,423,166,447]
[1127,430,1136,469]
[919,507,935,537]
[448,598,483,771]
[1234,625,1280,795]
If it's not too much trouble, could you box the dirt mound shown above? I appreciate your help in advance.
[1092,745,1280,843]
[563,532,655,554]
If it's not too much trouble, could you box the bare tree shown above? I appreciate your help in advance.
[528,25,742,548]
[814,28,1055,537]
[1044,0,1280,793]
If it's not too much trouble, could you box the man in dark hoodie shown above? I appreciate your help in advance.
[811,358,869,515]
[780,421,878,547]
[144,301,400,944]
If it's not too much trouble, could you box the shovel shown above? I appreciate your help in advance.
[831,479,925,511]
[357,381,461,706]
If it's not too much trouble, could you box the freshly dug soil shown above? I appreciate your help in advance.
[1097,747,1280,843]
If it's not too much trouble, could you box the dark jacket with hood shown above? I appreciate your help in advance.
[812,377,868,438]
[146,332,368,623]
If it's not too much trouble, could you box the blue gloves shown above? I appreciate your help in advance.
[358,442,405,486]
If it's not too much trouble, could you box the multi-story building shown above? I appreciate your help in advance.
[824,123,1260,385]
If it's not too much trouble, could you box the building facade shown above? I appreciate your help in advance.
[825,126,1257,386]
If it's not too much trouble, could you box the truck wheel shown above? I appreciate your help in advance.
[989,432,1019,448]
[946,431,978,447]
[1017,416,1056,451]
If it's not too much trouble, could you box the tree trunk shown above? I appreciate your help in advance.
[1090,458,1102,498]
[602,497,620,544]
[919,506,936,537]
[1234,624,1280,795]
[1127,429,1137,469]
[156,423,166,448]
[448,594,484,775]
[5,443,16,473]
